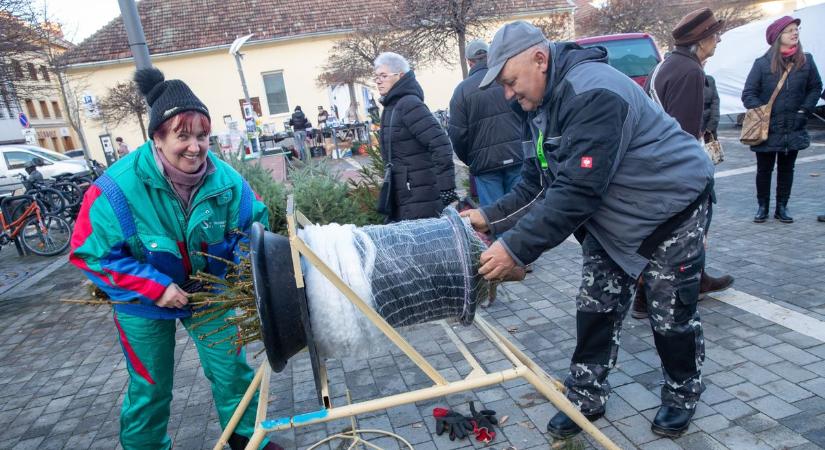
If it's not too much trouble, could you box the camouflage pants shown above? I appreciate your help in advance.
[565,200,708,414]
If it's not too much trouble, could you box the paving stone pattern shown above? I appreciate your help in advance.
[1,127,824,449]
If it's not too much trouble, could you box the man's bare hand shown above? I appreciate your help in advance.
[479,241,516,281]
[156,283,190,309]
[459,208,489,233]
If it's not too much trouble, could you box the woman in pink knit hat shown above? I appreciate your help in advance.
[741,15,822,223]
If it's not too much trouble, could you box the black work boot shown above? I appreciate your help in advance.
[753,200,768,223]
[774,202,793,223]
[228,433,284,450]
[547,410,604,440]
[631,279,648,319]
[652,406,695,438]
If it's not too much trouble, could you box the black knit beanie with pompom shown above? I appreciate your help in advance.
[134,67,210,138]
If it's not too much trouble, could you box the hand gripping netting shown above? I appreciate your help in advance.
[299,208,489,359]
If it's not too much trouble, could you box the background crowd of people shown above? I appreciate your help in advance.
[65,8,824,449]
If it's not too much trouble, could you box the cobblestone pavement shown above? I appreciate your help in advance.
[1,126,824,449]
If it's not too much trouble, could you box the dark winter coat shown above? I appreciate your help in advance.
[379,70,456,221]
[741,51,822,153]
[289,110,311,131]
[480,43,713,278]
[448,61,522,175]
[702,75,720,134]
[646,46,704,139]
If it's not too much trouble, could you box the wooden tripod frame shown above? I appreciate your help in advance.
[215,198,621,450]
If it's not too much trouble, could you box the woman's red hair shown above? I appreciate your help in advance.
[154,111,211,139]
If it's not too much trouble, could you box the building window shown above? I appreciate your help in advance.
[24,99,37,119]
[27,62,38,81]
[40,66,50,82]
[51,101,61,118]
[39,100,50,118]
[262,72,289,115]
[51,136,60,151]
[12,60,24,79]
[62,136,74,150]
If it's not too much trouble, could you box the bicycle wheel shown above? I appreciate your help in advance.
[31,188,66,216]
[53,182,83,208]
[20,214,72,256]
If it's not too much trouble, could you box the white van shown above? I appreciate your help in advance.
[0,145,90,195]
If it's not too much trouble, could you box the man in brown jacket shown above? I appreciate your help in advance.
[635,7,733,318]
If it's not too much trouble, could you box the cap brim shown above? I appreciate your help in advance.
[479,60,506,90]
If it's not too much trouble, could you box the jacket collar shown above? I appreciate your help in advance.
[134,140,228,197]
[468,60,488,77]
[380,70,424,106]
[671,46,702,66]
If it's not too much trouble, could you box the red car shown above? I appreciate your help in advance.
[576,33,662,88]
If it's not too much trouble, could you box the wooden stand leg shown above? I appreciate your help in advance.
[213,364,266,450]
[522,369,620,450]
[245,427,269,450]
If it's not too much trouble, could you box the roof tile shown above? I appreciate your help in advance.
[66,0,572,65]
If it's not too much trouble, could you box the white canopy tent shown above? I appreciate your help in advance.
[705,4,825,116]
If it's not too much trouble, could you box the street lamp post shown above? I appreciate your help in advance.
[229,34,258,159]
[117,0,152,70]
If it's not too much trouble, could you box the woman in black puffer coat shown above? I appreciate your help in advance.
[742,15,822,223]
[373,52,456,221]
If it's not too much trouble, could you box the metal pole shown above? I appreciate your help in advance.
[118,0,152,70]
[233,53,258,159]
[234,54,253,106]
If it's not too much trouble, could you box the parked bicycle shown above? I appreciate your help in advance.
[14,173,68,218]
[0,194,71,256]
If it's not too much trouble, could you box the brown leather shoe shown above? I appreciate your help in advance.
[699,272,734,295]
[631,279,648,319]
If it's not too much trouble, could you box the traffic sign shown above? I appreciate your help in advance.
[18,112,29,128]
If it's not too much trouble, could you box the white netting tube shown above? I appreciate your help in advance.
[298,208,489,359]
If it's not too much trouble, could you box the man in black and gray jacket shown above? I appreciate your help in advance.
[462,21,714,439]
[448,40,522,207]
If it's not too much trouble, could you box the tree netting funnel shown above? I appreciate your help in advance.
[249,208,490,371]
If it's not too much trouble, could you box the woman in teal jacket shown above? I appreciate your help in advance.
[70,68,280,450]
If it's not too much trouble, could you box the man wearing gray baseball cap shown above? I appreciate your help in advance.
[461,20,714,439]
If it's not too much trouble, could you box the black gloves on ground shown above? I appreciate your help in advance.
[435,410,474,440]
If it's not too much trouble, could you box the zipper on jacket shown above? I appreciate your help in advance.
[158,176,230,276]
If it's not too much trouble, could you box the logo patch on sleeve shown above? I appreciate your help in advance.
[580,156,593,169]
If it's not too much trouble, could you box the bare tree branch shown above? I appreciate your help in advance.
[97,81,148,141]
[316,26,435,89]
[532,13,576,41]
[390,0,497,78]
[577,0,762,50]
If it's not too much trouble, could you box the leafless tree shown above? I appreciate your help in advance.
[317,26,437,120]
[532,13,576,42]
[0,1,44,107]
[577,0,762,50]
[26,2,93,156]
[389,0,497,78]
[317,27,433,88]
[713,1,763,34]
[97,81,148,141]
